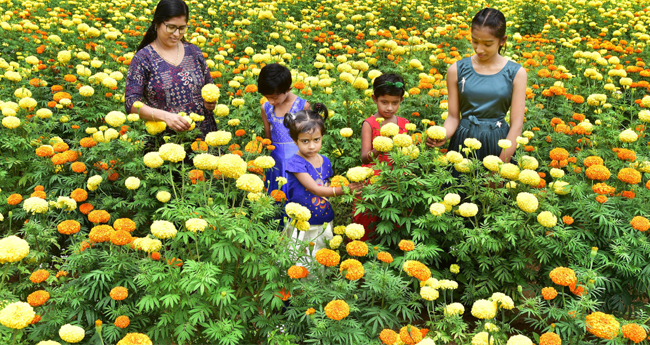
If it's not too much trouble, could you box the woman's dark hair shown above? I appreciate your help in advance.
[258,63,292,95]
[137,0,189,52]
[372,73,405,98]
[471,8,507,55]
[283,103,328,141]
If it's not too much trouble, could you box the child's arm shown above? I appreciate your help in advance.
[361,121,378,164]
[261,106,272,140]
[293,173,363,197]
[426,62,460,148]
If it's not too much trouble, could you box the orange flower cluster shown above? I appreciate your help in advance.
[70,188,88,202]
[339,259,365,280]
[305,308,315,315]
[270,190,286,202]
[275,288,291,301]
[549,267,576,287]
[189,169,205,184]
[622,323,647,344]
[399,325,423,345]
[404,261,431,281]
[346,240,369,257]
[89,225,115,243]
[585,311,620,339]
[377,252,393,264]
[596,195,608,203]
[115,315,130,329]
[592,183,615,195]
[27,290,50,307]
[57,220,81,235]
[80,203,94,215]
[110,230,134,246]
[398,240,415,251]
[191,139,208,152]
[616,149,636,162]
[549,148,569,161]
[288,266,309,279]
[88,210,110,223]
[562,216,574,225]
[630,216,650,232]
[114,218,136,232]
[80,137,97,148]
[541,287,557,300]
[379,329,398,345]
[618,168,641,184]
[35,146,54,158]
[71,162,87,173]
[315,248,340,267]
[247,161,263,175]
[585,165,611,181]
[30,270,50,284]
[324,300,349,321]
[539,332,562,345]
[7,193,23,205]
[110,286,129,301]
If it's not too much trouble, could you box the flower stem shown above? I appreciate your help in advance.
[0,264,10,292]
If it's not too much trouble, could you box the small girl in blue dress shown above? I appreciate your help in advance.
[258,63,310,195]
[284,103,363,255]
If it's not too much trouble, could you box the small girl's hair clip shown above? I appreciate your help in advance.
[384,81,404,88]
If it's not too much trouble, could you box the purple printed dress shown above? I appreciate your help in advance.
[264,97,307,194]
[125,41,217,136]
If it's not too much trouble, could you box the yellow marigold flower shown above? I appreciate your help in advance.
[444,302,465,316]
[186,218,207,233]
[446,150,463,164]
[236,174,264,193]
[150,220,177,239]
[214,104,229,117]
[324,300,349,321]
[586,312,620,340]
[315,248,340,266]
[156,191,171,203]
[430,202,445,216]
[483,155,503,172]
[639,110,650,123]
[519,156,539,170]
[117,333,153,345]
[498,139,512,149]
[484,322,499,332]
[537,211,557,228]
[340,259,365,280]
[347,167,369,182]
[36,341,62,345]
[379,123,399,137]
[0,302,35,329]
[346,240,368,257]
[253,156,275,169]
[438,279,459,290]
[516,192,538,213]
[0,235,29,264]
[18,97,37,109]
[500,163,521,180]
[519,169,541,186]
[393,133,412,148]
[158,143,186,163]
[550,168,564,179]
[550,181,571,195]
[144,120,167,135]
[426,125,447,140]
[472,332,495,345]
[345,223,365,240]
[373,136,394,152]
[193,154,219,170]
[2,116,20,129]
[549,267,576,287]
[405,123,416,131]
[218,154,247,179]
[352,77,369,90]
[333,225,347,235]
[285,202,311,222]
[464,138,482,150]
[471,299,498,319]
[23,197,49,214]
[105,111,126,127]
[458,203,478,217]
[491,292,514,310]
[339,128,353,137]
[79,85,94,97]
[124,177,140,190]
[36,108,53,119]
[329,235,343,249]
[619,129,638,143]
[506,335,533,345]
[421,277,439,289]
[450,264,460,274]
[444,193,461,206]
[420,286,439,301]
[402,145,420,159]
[59,324,85,343]
[139,237,162,253]
[454,158,471,173]
[201,84,220,102]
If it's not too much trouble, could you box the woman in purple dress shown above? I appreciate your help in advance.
[125,0,217,136]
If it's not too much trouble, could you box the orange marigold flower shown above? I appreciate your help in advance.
[191,140,208,152]
[583,156,604,167]
[346,240,369,257]
[379,329,399,345]
[562,215,574,225]
[51,153,67,165]
[315,248,340,267]
[151,252,161,261]
[541,287,558,300]
[31,315,41,324]
[80,240,92,252]
[110,286,129,301]
[88,210,110,223]
[398,240,415,252]
[235,129,246,137]
[377,252,393,264]
[270,190,286,202]
[64,74,77,82]
[621,190,635,199]
[53,92,72,102]
[244,84,258,93]
[55,271,67,278]
[549,267,576,287]
[7,193,23,205]
[539,332,562,345]
[592,183,614,195]
[71,162,87,173]
[569,281,585,296]
[403,261,431,281]
[30,270,50,284]
[305,307,316,315]
[622,323,647,344]
[79,203,94,215]
[630,216,650,232]
[114,315,130,329]
[585,311,620,339]
[275,288,291,301]
[114,218,136,232]
[58,220,81,235]
[549,148,569,161]
[596,195,608,203]
[70,188,88,202]
[244,140,263,153]
[324,300,349,321]
[53,142,69,152]
[80,137,97,148]
[585,165,611,181]
[35,146,54,157]
[110,230,133,246]
[89,225,115,243]
[618,168,641,184]
[27,290,50,307]
[399,325,423,345]
[572,113,586,121]
[31,191,46,199]
[189,169,205,184]
[617,149,636,162]
[339,259,365,280]
[294,82,305,90]
[288,266,309,279]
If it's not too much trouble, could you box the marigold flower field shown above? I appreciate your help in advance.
[0,0,649,343]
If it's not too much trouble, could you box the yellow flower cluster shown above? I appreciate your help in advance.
[186,218,208,232]
[347,166,371,182]
[550,168,565,179]
[619,129,638,143]
[498,139,512,149]
[392,133,412,148]
[2,117,20,129]
[236,174,264,193]
[217,154,247,179]
[133,236,162,253]
[587,94,607,106]
[253,156,275,169]
[59,324,85,343]
[506,335,533,345]
[156,191,171,203]
[429,202,445,216]
[117,333,153,345]
[79,85,94,97]
[105,111,126,127]
[125,177,140,190]
[205,131,232,146]
[454,158,471,173]
[150,220,177,239]
[550,181,571,195]
[438,279,459,290]
[340,128,353,137]
[639,110,650,122]
[516,193,538,213]
[201,84,220,102]
[145,121,167,135]
[372,136,393,152]
[420,286,439,301]
[491,292,514,310]
[55,196,77,212]
[158,143,186,163]
[193,154,219,170]
[483,155,503,172]
[379,123,399,137]
[426,125,447,140]
[444,302,465,316]
[471,299,498,319]
[329,235,342,249]
[472,332,495,345]
[537,211,558,228]
[36,108,53,119]
[519,156,539,170]
[345,223,365,240]
[23,197,49,214]
[333,225,346,235]
[286,202,311,221]
[215,104,229,117]
[458,203,478,217]
[446,151,463,164]
[518,170,541,186]
[500,163,521,180]
[0,302,35,329]
[464,138,482,150]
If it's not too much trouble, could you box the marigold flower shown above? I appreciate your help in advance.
[619,129,638,143]
[116,333,152,345]
[420,286,439,301]
[399,325,422,344]
[110,286,128,301]
[151,220,177,239]
[58,220,81,235]
[59,324,84,343]
[27,290,50,307]
[286,202,311,222]
[458,203,478,217]
[288,266,309,279]
[596,195,608,203]
[330,175,350,187]
[346,240,368,257]
[89,225,115,243]
[403,260,431,281]
[218,154,247,179]
[373,136,394,152]
[399,239,415,251]
[472,332,495,345]
[315,248,340,267]
[622,323,646,343]
[500,163,521,180]
[36,145,55,158]
[506,335,533,345]
[324,300,349,321]
[471,299,498,319]
[379,329,398,345]
[516,192,538,213]
[114,315,130,329]
[340,259,365,280]
[30,269,50,284]
[377,251,393,264]
[549,267,576,287]
[562,216,574,225]
[630,216,650,231]
[158,143,186,163]
[585,311,620,339]
[88,210,110,224]
[305,308,315,316]
[617,168,641,184]
[0,302,36,329]
[583,156,604,167]
[539,332,561,345]
[483,155,503,172]
[236,174,265,193]
[444,302,465,316]
[110,230,133,246]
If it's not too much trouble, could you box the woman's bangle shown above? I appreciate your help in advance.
[332,187,336,197]
[151,108,155,121]
[366,151,372,161]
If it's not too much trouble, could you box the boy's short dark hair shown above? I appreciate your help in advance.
[372,73,405,98]
[257,63,292,95]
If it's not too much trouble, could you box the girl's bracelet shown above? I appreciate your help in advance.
[332,187,336,197]
[151,108,156,121]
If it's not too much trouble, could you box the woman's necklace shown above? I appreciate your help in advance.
[154,40,180,65]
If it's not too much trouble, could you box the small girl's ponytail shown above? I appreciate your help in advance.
[283,112,297,131]
[283,106,327,141]
[312,102,329,120]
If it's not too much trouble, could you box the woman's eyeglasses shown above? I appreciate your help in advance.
[162,22,188,34]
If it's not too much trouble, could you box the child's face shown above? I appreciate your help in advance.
[372,94,403,120]
[471,26,505,61]
[263,89,292,107]
[294,128,322,159]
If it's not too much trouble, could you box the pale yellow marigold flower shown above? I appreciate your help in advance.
[537,211,557,228]
[143,152,164,168]
[59,324,85,343]
[379,123,400,137]
[201,84,220,102]
[236,174,264,193]
[156,191,171,203]
[483,155,503,172]
[329,235,343,249]
[340,128,353,137]
[285,202,311,221]
[427,125,446,140]
[125,177,141,190]
[446,151,463,164]
[151,220,177,239]
[0,235,30,264]
[430,203,446,216]
[519,156,539,170]
[471,299,498,319]
[500,163,520,180]
[619,129,638,143]
[333,225,347,235]
[205,131,232,146]
[186,218,208,232]
[105,111,126,127]
[458,203,478,217]
[516,192,538,213]
[345,223,365,240]
[445,302,465,316]
[158,143,186,163]
[218,154,247,179]
[393,133,412,148]
[550,168,564,179]
[253,156,275,169]
[420,286,439,301]
[193,154,219,170]
[23,197,49,214]
[518,169,541,186]
[549,181,571,195]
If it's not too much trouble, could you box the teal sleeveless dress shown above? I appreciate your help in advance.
[447,57,522,164]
